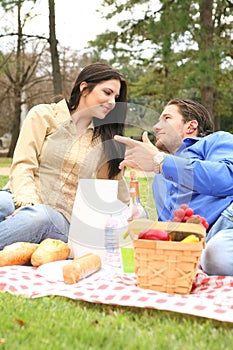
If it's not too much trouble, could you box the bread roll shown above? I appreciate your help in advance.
[0,242,39,267]
[31,238,70,267]
[63,253,102,284]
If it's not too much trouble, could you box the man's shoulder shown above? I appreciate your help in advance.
[191,131,233,156]
[208,130,232,137]
[202,130,233,143]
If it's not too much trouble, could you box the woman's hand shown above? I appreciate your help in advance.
[114,131,160,172]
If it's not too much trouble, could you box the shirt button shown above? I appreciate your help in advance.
[169,206,173,211]
[169,191,173,196]
[168,176,173,181]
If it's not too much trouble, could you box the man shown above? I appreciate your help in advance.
[115,98,233,276]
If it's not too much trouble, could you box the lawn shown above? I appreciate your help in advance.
[0,162,232,349]
[0,157,12,167]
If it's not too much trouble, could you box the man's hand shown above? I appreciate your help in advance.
[114,131,160,171]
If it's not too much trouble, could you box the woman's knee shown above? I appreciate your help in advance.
[20,204,67,229]
[0,190,15,221]
[201,229,233,276]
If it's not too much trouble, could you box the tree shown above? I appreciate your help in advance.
[0,0,63,155]
[48,0,62,96]
[0,0,39,156]
[199,0,214,116]
[89,0,233,130]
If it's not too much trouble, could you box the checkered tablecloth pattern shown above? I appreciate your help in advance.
[0,262,233,323]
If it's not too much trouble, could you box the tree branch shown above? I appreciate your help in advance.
[0,32,49,42]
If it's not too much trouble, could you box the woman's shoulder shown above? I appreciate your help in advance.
[26,99,70,123]
[28,99,66,113]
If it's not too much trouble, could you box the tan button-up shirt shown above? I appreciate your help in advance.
[5,99,130,222]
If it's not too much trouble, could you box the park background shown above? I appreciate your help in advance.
[0,2,233,348]
[0,0,232,158]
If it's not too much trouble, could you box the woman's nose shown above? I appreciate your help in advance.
[107,96,116,107]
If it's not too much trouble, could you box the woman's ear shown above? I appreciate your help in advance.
[80,81,88,94]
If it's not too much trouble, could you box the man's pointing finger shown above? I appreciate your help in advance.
[114,135,141,147]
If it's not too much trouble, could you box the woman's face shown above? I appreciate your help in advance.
[80,79,121,119]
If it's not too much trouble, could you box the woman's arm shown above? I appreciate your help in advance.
[9,105,55,207]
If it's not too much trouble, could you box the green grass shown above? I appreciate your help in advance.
[0,169,233,349]
[0,293,232,350]
[0,157,12,167]
[0,175,8,188]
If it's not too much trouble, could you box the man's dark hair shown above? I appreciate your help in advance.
[167,98,214,136]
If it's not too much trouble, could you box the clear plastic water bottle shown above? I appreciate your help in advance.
[104,214,120,268]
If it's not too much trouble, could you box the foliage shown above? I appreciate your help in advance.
[89,0,233,131]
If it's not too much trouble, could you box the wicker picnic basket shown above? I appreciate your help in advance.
[133,221,206,295]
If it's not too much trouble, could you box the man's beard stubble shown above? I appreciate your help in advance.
[155,139,170,153]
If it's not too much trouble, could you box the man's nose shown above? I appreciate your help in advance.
[153,120,162,131]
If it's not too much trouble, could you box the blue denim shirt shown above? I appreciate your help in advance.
[152,131,233,226]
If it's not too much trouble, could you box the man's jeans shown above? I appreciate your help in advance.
[201,202,233,276]
[0,190,69,250]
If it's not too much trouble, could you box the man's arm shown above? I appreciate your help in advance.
[114,132,163,172]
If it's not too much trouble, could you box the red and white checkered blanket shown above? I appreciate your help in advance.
[0,262,233,323]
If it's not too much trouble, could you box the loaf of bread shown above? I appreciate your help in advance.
[63,253,102,284]
[31,238,70,267]
[0,242,39,267]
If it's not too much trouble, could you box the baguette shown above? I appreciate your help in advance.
[31,238,70,267]
[63,253,102,284]
[0,242,39,267]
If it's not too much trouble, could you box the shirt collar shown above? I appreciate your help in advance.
[175,137,201,155]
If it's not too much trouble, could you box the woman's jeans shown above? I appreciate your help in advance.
[201,202,233,276]
[0,190,69,250]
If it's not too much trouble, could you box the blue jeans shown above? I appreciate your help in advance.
[0,190,69,250]
[200,202,233,276]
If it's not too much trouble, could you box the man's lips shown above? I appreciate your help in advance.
[155,132,165,139]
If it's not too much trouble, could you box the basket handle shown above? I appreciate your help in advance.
[125,219,206,244]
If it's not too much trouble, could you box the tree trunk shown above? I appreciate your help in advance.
[8,1,22,157]
[8,87,21,157]
[48,0,62,96]
[199,0,214,122]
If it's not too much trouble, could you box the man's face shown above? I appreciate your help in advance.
[153,104,187,153]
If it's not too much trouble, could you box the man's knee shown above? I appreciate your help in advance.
[201,229,233,276]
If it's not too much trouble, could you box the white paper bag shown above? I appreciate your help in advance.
[68,179,130,262]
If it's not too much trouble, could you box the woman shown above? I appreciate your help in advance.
[0,62,130,250]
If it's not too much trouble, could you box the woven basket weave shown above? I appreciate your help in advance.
[133,221,206,295]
